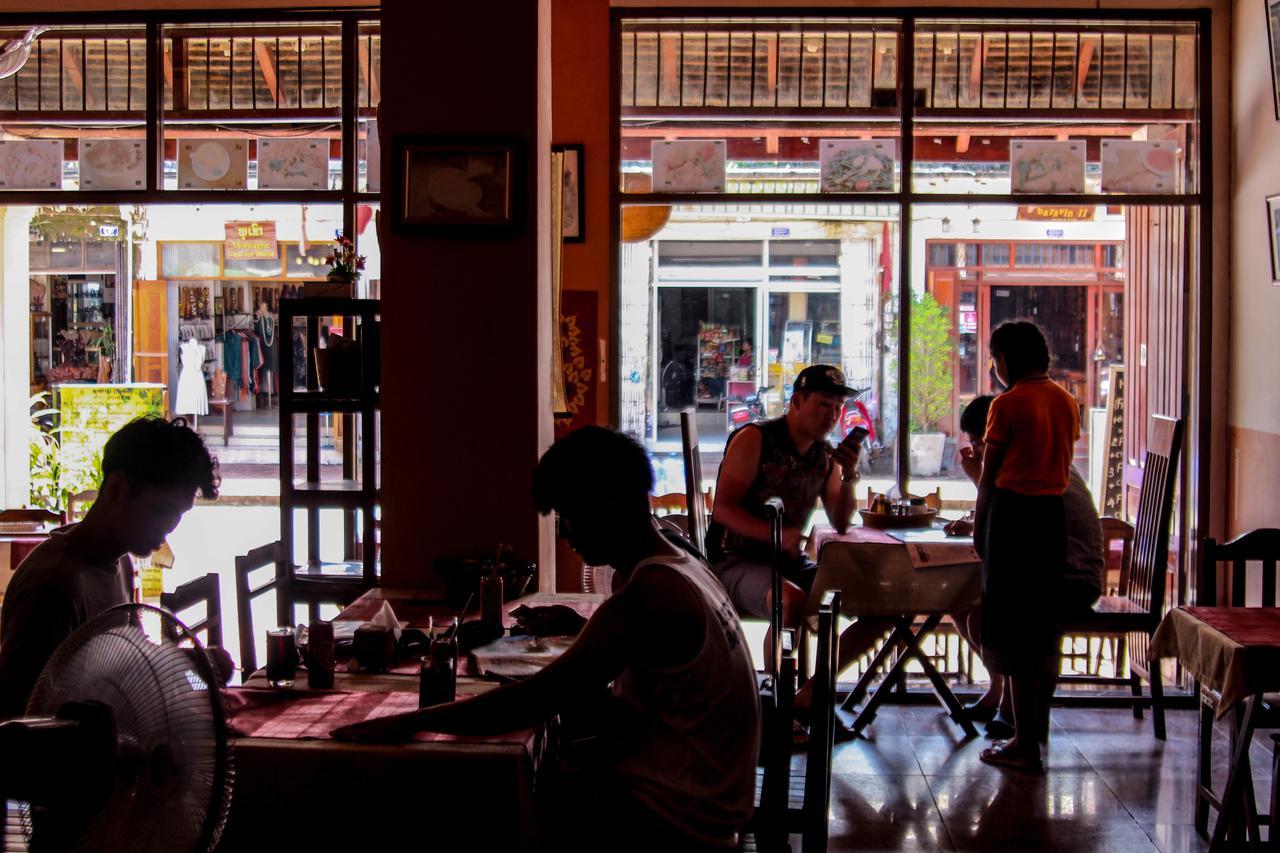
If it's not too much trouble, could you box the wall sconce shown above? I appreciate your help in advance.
[941,217,952,233]
[971,217,981,234]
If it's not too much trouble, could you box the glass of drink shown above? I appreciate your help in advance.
[266,627,298,687]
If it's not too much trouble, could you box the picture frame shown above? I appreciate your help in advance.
[1268,194,1280,284]
[396,136,519,231]
[1268,1,1280,120]
[553,144,584,242]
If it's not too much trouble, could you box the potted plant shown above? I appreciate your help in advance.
[325,234,365,284]
[907,291,955,476]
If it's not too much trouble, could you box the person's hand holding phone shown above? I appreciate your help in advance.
[832,426,866,483]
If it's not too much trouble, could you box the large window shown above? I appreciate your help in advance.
[615,12,1205,513]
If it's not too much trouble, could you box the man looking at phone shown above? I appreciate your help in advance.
[708,366,888,714]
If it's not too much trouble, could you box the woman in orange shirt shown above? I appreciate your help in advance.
[974,321,1080,772]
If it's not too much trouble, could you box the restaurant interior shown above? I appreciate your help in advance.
[0,0,1277,850]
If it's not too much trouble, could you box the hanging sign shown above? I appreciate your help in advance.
[1016,205,1095,221]
[224,221,278,261]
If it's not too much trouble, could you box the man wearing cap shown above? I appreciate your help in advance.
[709,365,877,683]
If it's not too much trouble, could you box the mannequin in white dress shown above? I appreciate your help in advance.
[176,337,209,418]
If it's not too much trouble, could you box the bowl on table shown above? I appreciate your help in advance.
[858,507,938,530]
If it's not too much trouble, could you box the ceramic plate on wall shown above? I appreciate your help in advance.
[178,139,248,190]
[80,139,145,190]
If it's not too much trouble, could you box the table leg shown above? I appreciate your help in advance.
[904,614,979,739]
[841,623,904,713]
[851,618,916,734]
[1211,694,1261,851]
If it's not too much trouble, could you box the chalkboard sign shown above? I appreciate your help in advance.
[1101,365,1125,517]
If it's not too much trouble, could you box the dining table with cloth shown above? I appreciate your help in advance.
[1150,606,1280,850]
[219,669,554,850]
[804,524,982,736]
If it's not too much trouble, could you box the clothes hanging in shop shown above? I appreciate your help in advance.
[254,312,278,396]
[175,338,209,416]
[221,329,264,401]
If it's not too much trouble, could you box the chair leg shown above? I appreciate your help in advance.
[1150,664,1166,741]
[1270,734,1280,849]
[1130,671,1145,721]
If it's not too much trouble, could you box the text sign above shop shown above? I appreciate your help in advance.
[1016,205,1095,222]
[224,221,278,261]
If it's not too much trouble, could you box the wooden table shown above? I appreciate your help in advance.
[1150,606,1280,850]
[805,524,982,736]
[331,589,603,677]
[221,671,551,850]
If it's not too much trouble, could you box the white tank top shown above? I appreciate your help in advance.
[611,549,760,845]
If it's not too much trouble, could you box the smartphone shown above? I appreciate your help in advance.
[838,425,869,451]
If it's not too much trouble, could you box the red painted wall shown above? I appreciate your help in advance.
[379,0,552,587]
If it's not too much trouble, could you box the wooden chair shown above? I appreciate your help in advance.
[680,409,707,556]
[1194,528,1280,838]
[65,490,98,523]
[1060,517,1135,677]
[161,572,223,649]
[753,590,841,852]
[1057,415,1182,740]
[234,541,364,674]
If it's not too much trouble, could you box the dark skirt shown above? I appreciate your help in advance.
[981,488,1066,676]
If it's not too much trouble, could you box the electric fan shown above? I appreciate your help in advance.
[0,603,233,853]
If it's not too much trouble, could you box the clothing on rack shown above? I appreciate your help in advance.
[221,328,264,402]
[175,338,209,416]
[254,312,279,398]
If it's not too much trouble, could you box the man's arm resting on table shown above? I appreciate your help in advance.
[332,565,705,741]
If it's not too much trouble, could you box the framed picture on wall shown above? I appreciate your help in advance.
[396,136,518,230]
[553,144,584,242]
[1268,1,1280,119]
[1268,194,1280,284]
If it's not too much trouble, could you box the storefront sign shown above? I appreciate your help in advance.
[1016,205,1095,221]
[771,227,790,237]
[98,224,119,238]
[224,221,278,261]
[1046,228,1065,238]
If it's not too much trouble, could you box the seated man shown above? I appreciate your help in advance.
[708,364,886,711]
[0,417,219,718]
[335,427,760,852]
[946,395,1103,739]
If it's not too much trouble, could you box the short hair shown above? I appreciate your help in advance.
[959,395,994,438]
[989,321,1050,379]
[533,426,653,518]
[101,416,220,499]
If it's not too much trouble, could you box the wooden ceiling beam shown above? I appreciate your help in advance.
[254,39,279,106]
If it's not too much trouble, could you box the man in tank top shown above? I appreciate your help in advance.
[336,427,760,851]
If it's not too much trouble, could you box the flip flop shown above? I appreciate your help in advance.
[979,742,1043,773]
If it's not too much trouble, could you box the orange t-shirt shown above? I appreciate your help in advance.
[983,377,1080,496]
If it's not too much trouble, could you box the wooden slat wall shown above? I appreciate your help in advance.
[1124,205,1185,509]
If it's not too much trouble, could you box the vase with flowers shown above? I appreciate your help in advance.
[325,235,366,284]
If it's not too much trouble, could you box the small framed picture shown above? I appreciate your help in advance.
[553,144,584,242]
[1268,194,1280,284]
[397,136,518,230]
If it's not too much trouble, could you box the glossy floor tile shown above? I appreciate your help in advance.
[819,707,1274,852]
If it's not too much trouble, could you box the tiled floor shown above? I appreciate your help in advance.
[820,704,1274,852]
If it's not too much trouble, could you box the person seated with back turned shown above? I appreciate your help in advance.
[945,395,1104,741]
[0,416,219,719]
[708,364,887,717]
[335,426,760,852]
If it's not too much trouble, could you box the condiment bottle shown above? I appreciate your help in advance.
[419,634,458,708]
[307,620,335,689]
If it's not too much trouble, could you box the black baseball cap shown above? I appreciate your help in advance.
[794,364,856,398]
